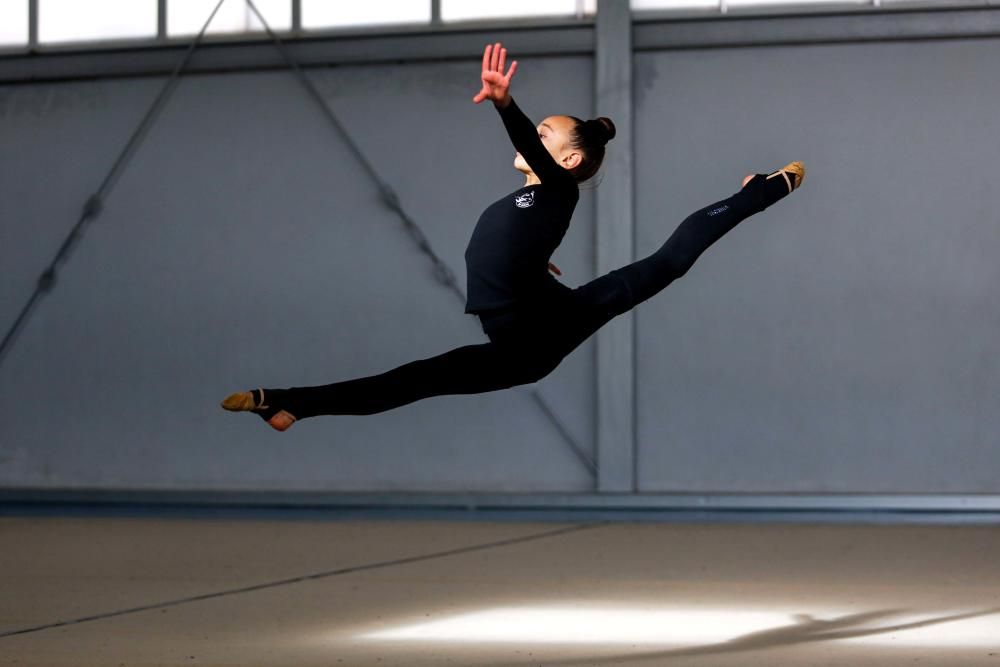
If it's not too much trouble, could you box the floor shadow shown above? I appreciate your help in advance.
[477,606,1000,667]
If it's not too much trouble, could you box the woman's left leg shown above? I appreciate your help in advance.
[552,169,802,354]
[611,171,796,311]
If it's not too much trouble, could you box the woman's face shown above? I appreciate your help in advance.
[513,115,583,175]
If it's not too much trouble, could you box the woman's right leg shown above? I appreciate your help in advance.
[251,336,551,420]
[266,344,531,419]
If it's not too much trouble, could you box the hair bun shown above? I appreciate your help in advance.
[585,117,616,145]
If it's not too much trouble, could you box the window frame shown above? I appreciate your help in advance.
[0,0,993,61]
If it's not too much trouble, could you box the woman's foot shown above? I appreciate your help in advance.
[743,161,806,193]
[765,161,805,193]
[221,388,297,432]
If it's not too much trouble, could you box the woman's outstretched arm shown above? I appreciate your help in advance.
[472,42,573,186]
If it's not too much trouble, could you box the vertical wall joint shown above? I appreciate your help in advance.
[28,0,39,49]
[594,0,635,493]
[157,0,167,40]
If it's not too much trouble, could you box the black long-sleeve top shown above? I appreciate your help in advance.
[463,97,580,314]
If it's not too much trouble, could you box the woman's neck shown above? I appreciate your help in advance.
[523,172,541,187]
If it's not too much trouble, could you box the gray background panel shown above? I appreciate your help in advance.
[0,57,597,492]
[634,39,999,492]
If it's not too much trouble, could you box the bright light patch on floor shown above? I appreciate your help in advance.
[362,607,795,644]
[843,613,1000,648]
[360,605,1000,647]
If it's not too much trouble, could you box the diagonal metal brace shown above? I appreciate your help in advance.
[243,0,597,478]
[0,0,229,369]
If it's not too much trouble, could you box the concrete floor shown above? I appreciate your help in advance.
[1,516,999,666]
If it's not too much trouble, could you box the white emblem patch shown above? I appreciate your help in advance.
[514,191,535,209]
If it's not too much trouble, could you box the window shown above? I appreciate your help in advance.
[168,0,291,36]
[441,0,597,22]
[876,0,973,4]
[632,0,718,9]
[725,0,867,6]
[39,0,157,44]
[2,0,979,55]
[301,0,430,29]
[633,0,869,8]
[0,0,28,47]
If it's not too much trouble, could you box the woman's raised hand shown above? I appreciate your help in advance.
[472,42,518,106]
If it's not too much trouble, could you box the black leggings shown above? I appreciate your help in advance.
[268,173,788,419]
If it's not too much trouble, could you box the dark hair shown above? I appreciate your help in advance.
[567,116,616,183]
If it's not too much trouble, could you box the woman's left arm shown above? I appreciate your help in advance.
[493,96,572,186]
[473,42,573,186]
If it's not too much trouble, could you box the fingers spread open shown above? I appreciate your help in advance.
[482,43,491,72]
[498,47,507,75]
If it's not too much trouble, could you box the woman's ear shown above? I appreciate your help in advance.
[562,151,583,170]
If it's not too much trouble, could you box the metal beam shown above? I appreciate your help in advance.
[594,0,635,492]
[28,0,38,49]
[158,0,167,40]
[5,489,1000,524]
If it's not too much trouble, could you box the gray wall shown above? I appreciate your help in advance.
[1,22,997,495]
[632,38,999,492]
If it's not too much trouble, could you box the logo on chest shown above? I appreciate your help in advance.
[514,191,536,209]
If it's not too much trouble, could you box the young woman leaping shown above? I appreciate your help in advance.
[222,41,805,431]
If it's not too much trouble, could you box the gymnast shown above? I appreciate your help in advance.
[222,41,805,431]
